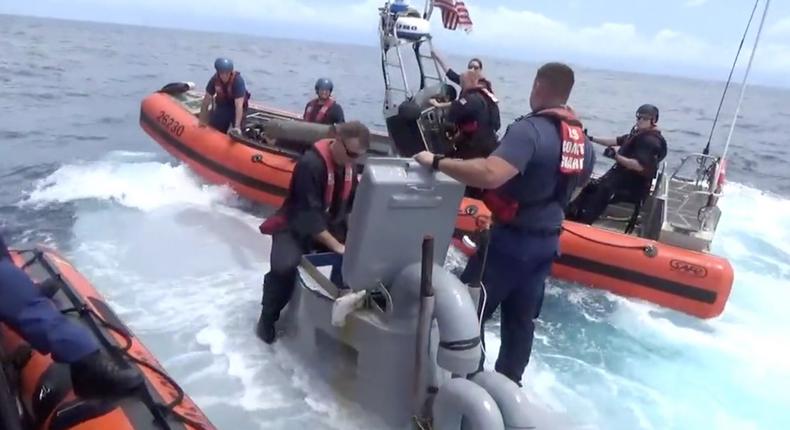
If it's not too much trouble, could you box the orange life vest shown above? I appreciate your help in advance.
[482,106,586,225]
[213,71,250,109]
[258,139,354,235]
[314,138,354,208]
[303,98,336,123]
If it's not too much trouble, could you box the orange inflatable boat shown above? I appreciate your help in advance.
[553,222,733,319]
[139,84,484,237]
[139,83,734,319]
[0,247,215,430]
[457,207,733,319]
[456,165,734,320]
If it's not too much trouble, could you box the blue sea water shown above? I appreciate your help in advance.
[1,14,789,430]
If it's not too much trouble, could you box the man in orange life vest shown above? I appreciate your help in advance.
[414,63,595,385]
[255,121,370,344]
[198,57,250,134]
[566,104,668,224]
[303,78,345,125]
[429,70,501,160]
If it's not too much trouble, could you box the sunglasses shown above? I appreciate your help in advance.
[636,115,652,121]
[340,138,364,159]
[468,64,481,70]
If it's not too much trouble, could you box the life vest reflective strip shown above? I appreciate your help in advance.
[213,71,250,109]
[304,98,336,123]
[258,139,353,235]
[481,106,586,225]
[478,87,498,104]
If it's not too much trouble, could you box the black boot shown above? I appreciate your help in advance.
[255,311,275,344]
[70,350,144,398]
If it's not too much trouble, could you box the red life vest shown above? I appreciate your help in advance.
[482,106,586,225]
[314,138,354,208]
[303,98,336,123]
[258,139,354,235]
[213,71,250,109]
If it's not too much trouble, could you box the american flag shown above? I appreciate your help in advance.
[432,0,473,33]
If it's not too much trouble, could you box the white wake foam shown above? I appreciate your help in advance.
[32,154,790,430]
[21,153,236,211]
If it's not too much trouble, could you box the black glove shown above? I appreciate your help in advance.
[603,146,616,159]
[584,128,594,142]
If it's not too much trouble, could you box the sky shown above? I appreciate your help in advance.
[3,0,790,87]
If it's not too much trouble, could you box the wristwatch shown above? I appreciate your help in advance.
[432,154,445,171]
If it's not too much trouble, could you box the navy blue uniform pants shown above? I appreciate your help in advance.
[260,231,307,323]
[210,106,234,133]
[568,169,645,225]
[0,259,99,363]
[210,104,246,133]
[460,225,559,385]
[260,231,341,323]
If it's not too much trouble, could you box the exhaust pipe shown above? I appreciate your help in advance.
[470,371,535,429]
[391,268,481,375]
[432,378,505,430]
[432,267,481,375]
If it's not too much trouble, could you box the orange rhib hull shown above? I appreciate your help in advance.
[140,87,734,319]
[0,248,216,430]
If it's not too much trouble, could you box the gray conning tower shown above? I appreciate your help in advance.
[278,158,535,429]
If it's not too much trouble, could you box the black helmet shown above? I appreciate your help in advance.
[315,78,333,93]
[214,57,234,73]
[636,104,659,123]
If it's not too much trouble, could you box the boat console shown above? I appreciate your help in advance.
[277,157,535,429]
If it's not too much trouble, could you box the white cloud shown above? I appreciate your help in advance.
[186,0,378,29]
[429,3,787,83]
[74,0,715,67]
[756,42,790,73]
[14,0,790,84]
[769,17,790,39]
[61,0,381,30]
[450,4,717,68]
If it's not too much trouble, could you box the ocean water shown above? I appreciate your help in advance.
[1,13,790,430]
